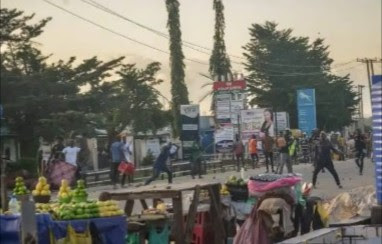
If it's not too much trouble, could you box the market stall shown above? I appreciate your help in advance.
[0,177,127,244]
[108,181,226,244]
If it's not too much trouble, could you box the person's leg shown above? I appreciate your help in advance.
[359,152,364,175]
[250,153,255,169]
[163,166,173,184]
[325,161,341,186]
[110,163,118,186]
[278,153,285,174]
[286,154,293,173]
[144,169,160,185]
[240,154,245,169]
[190,161,195,179]
[254,153,259,167]
[197,158,202,178]
[312,164,323,187]
[120,173,126,187]
[270,152,274,172]
[236,154,240,172]
[265,153,270,172]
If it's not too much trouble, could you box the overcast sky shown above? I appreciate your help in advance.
[3,0,381,116]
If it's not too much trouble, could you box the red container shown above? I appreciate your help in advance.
[191,225,214,244]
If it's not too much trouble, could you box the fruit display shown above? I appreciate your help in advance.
[220,184,230,196]
[72,180,88,203]
[13,177,29,195]
[35,203,59,214]
[97,200,124,217]
[32,177,51,196]
[54,200,123,220]
[226,175,247,187]
[58,179,72,203]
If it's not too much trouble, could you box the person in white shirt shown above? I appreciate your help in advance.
[122,137,134,186]
[62,140,81,166]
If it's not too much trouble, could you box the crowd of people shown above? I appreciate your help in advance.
[37,127,370,190]
[232,128,371,189]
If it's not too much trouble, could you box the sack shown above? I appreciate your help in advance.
[276,137,286,148]
[118,161,135,174]
[148,224,169,244]
[53,225,92,244]
[66,225,92,244]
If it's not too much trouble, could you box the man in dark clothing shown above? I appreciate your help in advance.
[233,136,245,172]
[262,132,275,173]
[300,133,310,163]
[190,140,203,179]
[144,143,177,185]
[312,132,343,188]
[50,137,65,161]
[110,136,125,189]
[354,130,366,175]
[310,129,325,173]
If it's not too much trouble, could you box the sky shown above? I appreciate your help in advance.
[2,0,382,117]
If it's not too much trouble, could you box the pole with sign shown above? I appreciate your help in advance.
[297,89,317,136]
[180,105,200,159]
[371,74,382,224]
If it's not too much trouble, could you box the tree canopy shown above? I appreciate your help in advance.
[165,0,189,138]
[243,22,358,131]
[209,0,231,80]
[0,8,170,157]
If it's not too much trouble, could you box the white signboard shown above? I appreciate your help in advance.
[214,126,234,153]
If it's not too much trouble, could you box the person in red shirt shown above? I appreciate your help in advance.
[233,135,245,172]
[248,134,259,168]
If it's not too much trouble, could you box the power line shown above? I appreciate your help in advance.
[42,0,209,67]
[80,0,355,69]
[255,63,363,77]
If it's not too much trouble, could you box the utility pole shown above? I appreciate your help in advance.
[356,58,382,100]
[358,85,365,119]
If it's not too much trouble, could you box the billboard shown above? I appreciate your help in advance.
[214,125,234,153]
[180,105,200,159]
[297,89,317,136]
[213,80,246,91]
[371,75,382,204]
[275,112,290,133]
[241,108,275,142]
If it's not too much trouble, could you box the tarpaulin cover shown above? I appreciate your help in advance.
[0,214,21,244]
[51,216,127,244]
[248,176,301,193]
[0,214,51,244]
[0,214,126,244]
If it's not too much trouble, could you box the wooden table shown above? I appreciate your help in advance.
[109,181,226,244]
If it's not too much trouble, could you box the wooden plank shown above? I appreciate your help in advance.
[124,199,135,216]
[110,191,180,201]
[184,186,201,244]
[208,185,226,244]
[140,199,148,210]
[172,192,185,244]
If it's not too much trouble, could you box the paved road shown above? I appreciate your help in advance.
[87,157,375,202]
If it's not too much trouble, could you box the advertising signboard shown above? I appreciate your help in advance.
[297,89,317,136]
[371,74,382,204]
[214,126,234,153]
[180,105,199,159]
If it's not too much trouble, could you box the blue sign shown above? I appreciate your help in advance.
[372,75,382,204]
[297,89,317,136]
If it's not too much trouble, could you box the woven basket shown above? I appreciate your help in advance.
[33,195,51,203]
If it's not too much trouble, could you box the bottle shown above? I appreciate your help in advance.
[240,167,246,180]
[8,196,20,214]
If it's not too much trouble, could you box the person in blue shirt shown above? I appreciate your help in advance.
[110,135,125,189]
[144,142,177,185]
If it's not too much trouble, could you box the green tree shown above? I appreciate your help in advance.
[1,8,170,157]
[165,0,189,138]
[209,0,231,80]
[243,22,358,131]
